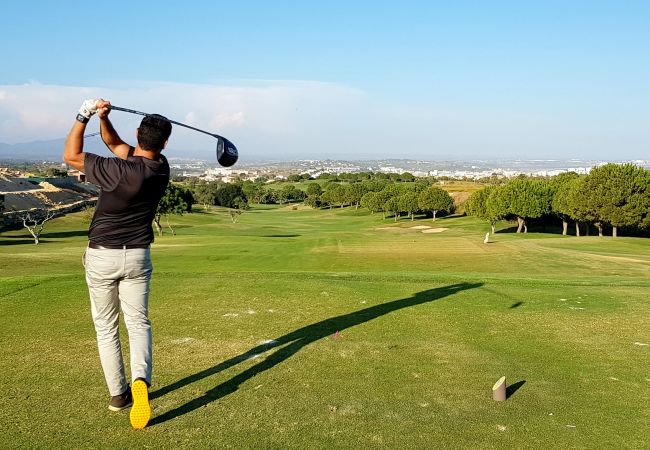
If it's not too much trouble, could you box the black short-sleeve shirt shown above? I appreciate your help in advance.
[85,149,170,246]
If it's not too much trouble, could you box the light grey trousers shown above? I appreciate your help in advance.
[84,246,153,396]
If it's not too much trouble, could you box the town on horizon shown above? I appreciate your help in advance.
[2,157,649,185]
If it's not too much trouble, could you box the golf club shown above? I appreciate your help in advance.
[108,105,238,167]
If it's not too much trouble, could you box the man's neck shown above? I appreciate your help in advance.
[133,146,160,160]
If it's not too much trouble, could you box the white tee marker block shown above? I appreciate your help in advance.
[484,232,490,244]
[493,376,506,401]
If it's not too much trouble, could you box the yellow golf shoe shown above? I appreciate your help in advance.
[129,379,151,429]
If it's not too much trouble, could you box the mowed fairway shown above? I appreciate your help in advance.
[1,206,649,449]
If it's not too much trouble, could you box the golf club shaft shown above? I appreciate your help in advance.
[107,104,239,167]
[108,105,218,138]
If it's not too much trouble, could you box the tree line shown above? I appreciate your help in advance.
[168,163,649,238]
[465,163,650,237]
[178,176,455,222]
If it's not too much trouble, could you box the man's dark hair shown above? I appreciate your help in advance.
[137,114,172,152]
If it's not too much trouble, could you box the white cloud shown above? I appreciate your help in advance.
[0,80,372,159]
[0,80,646,160]
[183,111,197,126]
[209,111,245,129]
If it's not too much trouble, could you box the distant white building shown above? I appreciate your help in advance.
[379,166,402,174]
[206,168,233,177]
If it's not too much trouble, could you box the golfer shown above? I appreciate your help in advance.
[63,99,171,429]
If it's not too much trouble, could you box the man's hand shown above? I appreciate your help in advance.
[97,99,130,160]
[97,99,111,119]
[78,99,100,120]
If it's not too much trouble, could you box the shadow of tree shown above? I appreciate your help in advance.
[42,230,89,238]
[0,238,38,246]
[1,229,87,242]
[149,282,483,426]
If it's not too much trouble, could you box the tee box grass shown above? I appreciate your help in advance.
[1,205,648,449]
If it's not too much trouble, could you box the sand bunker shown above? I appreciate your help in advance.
[421,228,448,233]
[376,226,448,233]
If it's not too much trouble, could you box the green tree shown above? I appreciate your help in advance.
[324,184,347,208]
[375,186,401,219]
[484,186,510,233]
[229,196,249,223]
[323,180,339,191]
[192,180,218,208]
[278,185,306,204]
[582,163,650,237]
[347,183,368,209]
[319,190,332,209]
[45,168,68,177]
[415,178,433,191]
[336,184,353,208]
[641,168,650,231]
[155,183,191,236]
[418,186,454,221]
[384,197,401,222]
[258,188,277,204]
[398,192,420,221]
[362,180,390,192]
[339,173,359,182]
[215,184,247,209]
[241,181,261,203]
[466,185,501,233]
[306,183,322,196]
[304,195,322,209]
[319,186,340,209]
[549,172,581,235]
[360,191,382,214]
[565,176,596,236]
[500,178,551,233]
[381,182,405,196]
[276,185,291,204]
[400,172,415,182]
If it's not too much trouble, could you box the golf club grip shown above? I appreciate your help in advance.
[108,105,148,117]
[108,105,218,138]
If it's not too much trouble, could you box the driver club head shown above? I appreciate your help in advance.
[217,137,239,167]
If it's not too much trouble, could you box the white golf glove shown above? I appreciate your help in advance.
[78,99,100,119]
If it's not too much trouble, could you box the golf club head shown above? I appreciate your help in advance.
[217,137,238,167]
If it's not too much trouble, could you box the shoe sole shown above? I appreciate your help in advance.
[108,401,132,412]
[130,380,151,430]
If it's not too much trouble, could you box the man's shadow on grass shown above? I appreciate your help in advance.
[149,282,483,426]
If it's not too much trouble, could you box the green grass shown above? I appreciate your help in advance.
[1,206,649,449]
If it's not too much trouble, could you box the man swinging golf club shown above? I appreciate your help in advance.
[64,99,171,429]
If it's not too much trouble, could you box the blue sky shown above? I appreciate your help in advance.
[0,1,648,161]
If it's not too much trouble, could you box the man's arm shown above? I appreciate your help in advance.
[63,120,87,172]
[97,100,131,160]
[63,99,99,172]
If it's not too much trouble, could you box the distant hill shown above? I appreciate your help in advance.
[0,138,112,161]
[0,138,211,161]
